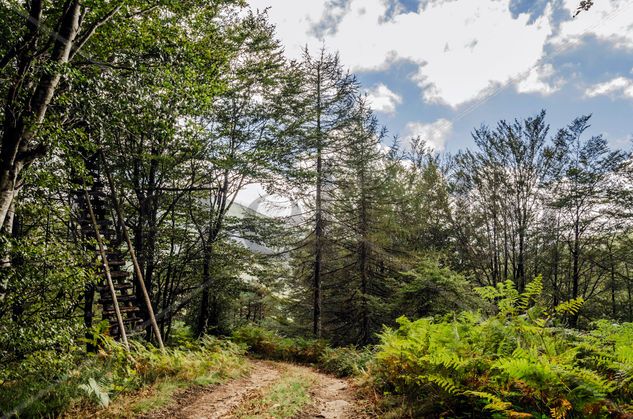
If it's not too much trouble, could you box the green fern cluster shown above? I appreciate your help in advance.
[373,277,633,418]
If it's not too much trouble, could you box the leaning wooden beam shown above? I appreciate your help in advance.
[83,186,130,351]
[100,151,165,351]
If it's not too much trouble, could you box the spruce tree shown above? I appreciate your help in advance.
[325,98,395,344]
[291,48,358,338]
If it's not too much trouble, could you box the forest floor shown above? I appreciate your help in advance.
[136,359,374,419]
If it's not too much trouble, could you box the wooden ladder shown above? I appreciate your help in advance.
[74,162,143,342]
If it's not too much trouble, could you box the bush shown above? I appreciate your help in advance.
[318,346,372,377]
[394,259,481,319]
[232,325,327,364]
[372,277,633,418]
[0,238,97,365]
[232,325,372,378]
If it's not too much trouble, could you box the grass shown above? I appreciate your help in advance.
[130,379,188,414]
[47,336,251,418]
[235,365,317,418]
[96,357,249,418]
[74,363,250,418]
[193,370,224,386]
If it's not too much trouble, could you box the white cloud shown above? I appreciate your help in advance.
[584,77,633,99]
[556,0,633,49]
[404,119,453,151]
[250,0,633,109]
[517,64,563,95]
[250,0,554,108]
[248,0,328,58]
[365,83,402,115]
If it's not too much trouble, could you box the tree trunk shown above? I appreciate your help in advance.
[312,65,323,339]
[196,247,211,336]
[0,1,82,303]
[0,0,81,229]
[0,199,16,301]
[610,247,617,319]
[570,215,581,327]
[359,185,370,345]
[517,223,526,292]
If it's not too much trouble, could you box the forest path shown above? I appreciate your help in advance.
[149,359,371,419]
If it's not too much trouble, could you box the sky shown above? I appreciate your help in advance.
[246,0,633,153]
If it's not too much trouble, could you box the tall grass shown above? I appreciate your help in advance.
[0,335,247,417]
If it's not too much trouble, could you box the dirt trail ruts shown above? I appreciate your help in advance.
[294,366,359,419]
[147,360,279,419]
[182,360,282,419]
[147,359,368,419]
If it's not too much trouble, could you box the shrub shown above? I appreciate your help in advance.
[232,325,372,378]
[231,325,327,363]
[372,277,633,418]
[394,259,481,319]
[319,346,372,377]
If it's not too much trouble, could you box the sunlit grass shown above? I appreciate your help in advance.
[235,365,316,418]
[131,379,187,414]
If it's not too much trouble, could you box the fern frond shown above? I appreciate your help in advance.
[424,352,464,370]
[550,398,572,419]
[475,285,501,301]
[555,298,584,316]
[420,374,460,394]
[518,276,543,311]
[463,390,512,411]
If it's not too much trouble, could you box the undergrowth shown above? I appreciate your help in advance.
[0,331,247,418]
[8,276,632,418]
[372,276,633,418]
[231,325,371,377]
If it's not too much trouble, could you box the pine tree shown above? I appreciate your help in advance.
[324,98,394,344]
[291,48,358,338]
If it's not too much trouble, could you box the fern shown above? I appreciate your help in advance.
[78,377,110,408]
[374,275,633,418]
[555,298,585,316]
[463,390,512,412]
[549,398,572,419]
[475,285,501,301]
[424,351,465,370]
[421,374,460,394]
[518,275,543,311]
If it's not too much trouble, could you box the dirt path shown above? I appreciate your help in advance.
[295,367,357,419]
[149,360,369,419]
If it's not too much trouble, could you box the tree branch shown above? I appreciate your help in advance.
[69,5,122,61]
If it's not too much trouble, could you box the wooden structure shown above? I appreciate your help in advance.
[74,155,143,342]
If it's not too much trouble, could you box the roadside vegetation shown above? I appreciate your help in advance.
[0,331,247,418]
[373,278,633,418]
[3,276,633,418]
[234,277,633,418]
